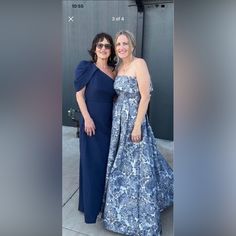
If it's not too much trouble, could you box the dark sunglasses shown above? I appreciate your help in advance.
[96,43,111,50]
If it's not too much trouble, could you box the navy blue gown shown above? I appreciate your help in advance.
[74,60,116,223]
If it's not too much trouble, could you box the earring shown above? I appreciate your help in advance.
[94,54,97,61]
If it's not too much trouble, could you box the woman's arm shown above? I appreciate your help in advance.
[131,58,151,142]
[76,87,95,136]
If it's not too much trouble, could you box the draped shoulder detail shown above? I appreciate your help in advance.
[74,60,97,92]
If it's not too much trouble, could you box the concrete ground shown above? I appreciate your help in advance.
[62,126,173,236]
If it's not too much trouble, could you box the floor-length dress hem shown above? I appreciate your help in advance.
[103,75,173,235]
[74,60,116,224]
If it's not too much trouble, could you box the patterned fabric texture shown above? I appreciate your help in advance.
[103,75,173,236]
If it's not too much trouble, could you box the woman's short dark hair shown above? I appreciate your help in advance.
[88,32,116,69]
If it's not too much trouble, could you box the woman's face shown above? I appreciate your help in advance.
[115,35,133,59]
[95,38,111,61]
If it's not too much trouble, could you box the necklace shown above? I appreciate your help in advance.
[95,63,109,70]
[121,57,134,73]
[95,63,111,74]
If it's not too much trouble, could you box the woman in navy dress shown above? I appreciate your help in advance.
[74,33,116,223]
[103,30,173,235]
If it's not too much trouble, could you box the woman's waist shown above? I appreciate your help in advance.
[116,92,140,99]
[115,95,140,103]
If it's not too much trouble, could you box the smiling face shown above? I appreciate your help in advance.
[95,38,111,61]
[115,34,134,59]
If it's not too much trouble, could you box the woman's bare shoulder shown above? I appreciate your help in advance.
[133,58,148,74]
[134,57,146,65]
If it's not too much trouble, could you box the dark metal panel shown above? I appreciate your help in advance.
[63,0,138,126]
[136,11,144,57]
[142,3,174,140]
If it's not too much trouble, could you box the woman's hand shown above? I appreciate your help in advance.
[131,125,142,143]
[84,117,96,136]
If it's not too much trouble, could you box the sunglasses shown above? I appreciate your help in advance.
[96,43,111,50]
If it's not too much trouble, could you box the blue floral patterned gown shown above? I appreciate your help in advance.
[74,60,116,223]
[103,75,173,235]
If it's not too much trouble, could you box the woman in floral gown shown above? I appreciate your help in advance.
[103,30,173,236]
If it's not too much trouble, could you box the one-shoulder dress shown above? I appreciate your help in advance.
[74,60,116,223]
